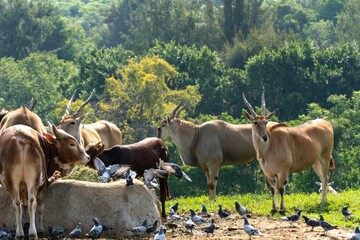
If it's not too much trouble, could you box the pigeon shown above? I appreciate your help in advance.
[170,202,179,214]
[143,168,168,189]
[198,203,211,217]
[0,230,13,240]
[203,219,215,235]
[158,159,192,182]
[146,220,159,234]
[342,206,353,218]
[218,204,231,218]
[281,209,302,226]
[127,219,147,235]
[23,222,29,239]
[154,225,166,240]
[1,224,10,234]
[184,218,196,233]
[319,214,337,234]
[190,209,207,225]
[94,157,131,182]
[349,226,360,240]
[86,218,103,239]
[48,226,65,238]
[243,216,263,240]
[235,200,250,216]
[169,210,182,221]
[124,169,137,186]
[68,222,82,238]
[302,215,320,231]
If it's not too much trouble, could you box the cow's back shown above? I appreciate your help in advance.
[99,137,168,176]
[85,120,122,148]
[0,106,46,134]
[197,120,256,166]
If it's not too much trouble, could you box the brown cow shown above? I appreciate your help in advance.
[0,106,47,134]
[243,92,335,214]
[59,89,122,149]
[89,137,170,218]
[0,124,89,239]
[157,102,259,200]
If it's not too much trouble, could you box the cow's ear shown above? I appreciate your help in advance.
[44,133,56,144]
[244,111,252,120]
[265,111,275,120]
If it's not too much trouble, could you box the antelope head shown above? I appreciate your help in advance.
[157,100,188,140]
[243,91,274,142]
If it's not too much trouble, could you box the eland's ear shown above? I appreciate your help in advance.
[265,111,275,120]
[244,111,252,120]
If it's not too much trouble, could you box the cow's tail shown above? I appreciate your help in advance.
[329,156,335,169]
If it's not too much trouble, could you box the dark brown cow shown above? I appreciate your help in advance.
[0,124,90,239]
[88,137,170,218]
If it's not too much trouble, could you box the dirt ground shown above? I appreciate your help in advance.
[121,214,355,240]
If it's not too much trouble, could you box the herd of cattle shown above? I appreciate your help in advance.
[0,90,336,239]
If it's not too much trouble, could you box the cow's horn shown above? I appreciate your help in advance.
[73,89,96,117]
[175,101,188,118]
[63,89,78,118]
[170,100,185,119]
[242,93,257,116]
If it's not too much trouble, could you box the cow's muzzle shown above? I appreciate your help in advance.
[262,134,268,142]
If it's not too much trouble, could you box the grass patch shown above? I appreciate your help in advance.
[166,190,360,229]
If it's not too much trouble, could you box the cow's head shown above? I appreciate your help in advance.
[58,89,95,146]
[157,100,188,140]
[243,92,274,142]
[45,124,90,175]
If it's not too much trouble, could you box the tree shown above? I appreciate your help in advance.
[336,0,360,45]
[98,56,201,142]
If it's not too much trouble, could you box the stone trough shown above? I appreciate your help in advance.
[0,179,161,237]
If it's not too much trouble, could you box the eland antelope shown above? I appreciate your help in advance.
[243,92,335,214]
[157,101,258,200]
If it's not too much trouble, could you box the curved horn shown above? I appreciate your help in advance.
[175,101,188,118]
[170,100,185,119]
[28,97,36,111]
[242,93,257,116]
[261,91,266,116]
[63,89,78,118]
[72,89,96,117]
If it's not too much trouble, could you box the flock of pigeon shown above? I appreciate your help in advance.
[0,203,359,239]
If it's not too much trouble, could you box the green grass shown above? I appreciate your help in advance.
[166,191,360,229]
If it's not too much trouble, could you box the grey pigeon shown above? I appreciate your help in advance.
[86,218,103,239]
[203,219,215,235]
[169,209,182,221]
[143,168,168,189]
[198,203,211,217]
[68,222,82,238]
[243,216,263,240]
[235,200,250,216]
[48,226,64,238]
[0,230,13,240]
[281,210,302,226]
[184,218,196,233]
[218,204,230,218]
[124,169,137,186]
[342,206,353,218]
[94,157,131,182]
[127,219,147,236]
[302,215,320,231]
[319,214,337,234]
[154,225,166,240]
[1,224,10,234]
[190,209,207,225]
[349,226,360,240]
[146,220,159,234]
[170,202,179,213]
[158,159,192,182]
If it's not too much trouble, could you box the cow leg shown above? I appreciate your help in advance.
[36,189,46,236]
[207,165,220,200]
[266,178,277,214]
[312,160,329,203]
[27,192,38,240]
[11,188,24,238]
[159,178,167,218]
